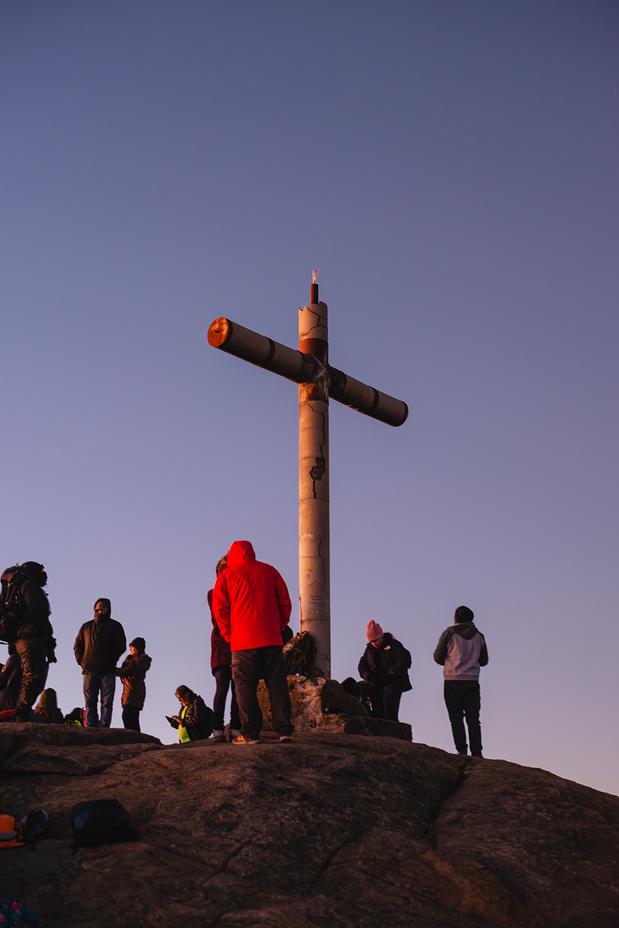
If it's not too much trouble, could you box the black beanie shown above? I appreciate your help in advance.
[454,605,474,623]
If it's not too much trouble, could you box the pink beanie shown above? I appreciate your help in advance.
[366,620,384,642]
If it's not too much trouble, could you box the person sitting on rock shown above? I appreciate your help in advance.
[33,687,64,723]
[166,685,212,743]
[358,621,412,722]
[117,636,152,733]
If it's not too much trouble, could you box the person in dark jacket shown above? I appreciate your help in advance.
[74,598,126,728]
[434,605,488,758]
[212,540,293,745]
[358,621,412,721]
[117,636,152,732]
[166,685,212,743]
[208,555,241,743]
[5,563,55,724]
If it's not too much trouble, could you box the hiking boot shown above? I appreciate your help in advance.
[212,731,226,743]
[232,735,260,745]
[279,735,293,742]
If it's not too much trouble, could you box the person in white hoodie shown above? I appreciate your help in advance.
[433,606,488,758]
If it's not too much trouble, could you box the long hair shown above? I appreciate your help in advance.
[175,685,196,702]
[35,688,60,719]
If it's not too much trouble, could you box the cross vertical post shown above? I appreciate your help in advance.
[298,273,331,676]
[207,275,408,679]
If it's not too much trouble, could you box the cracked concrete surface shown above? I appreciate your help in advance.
[298,293,330,676]
[1,727,618,927]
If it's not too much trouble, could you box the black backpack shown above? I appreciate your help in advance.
[70,799,136,851]
[0,564,56,661]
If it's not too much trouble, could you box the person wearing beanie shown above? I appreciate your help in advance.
[117,637,152,732]
[74,598,126,728]
[433,606,488,758]
[358,620,412,721]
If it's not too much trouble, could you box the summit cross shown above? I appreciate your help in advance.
[208,274,408,678]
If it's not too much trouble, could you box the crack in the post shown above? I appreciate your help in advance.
[306,401,328,499]
[302,307,325,334]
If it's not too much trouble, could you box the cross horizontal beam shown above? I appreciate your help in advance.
[208,316,408,428]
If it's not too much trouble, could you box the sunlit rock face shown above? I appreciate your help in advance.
[1,725,618,927]
[258,674,413,741]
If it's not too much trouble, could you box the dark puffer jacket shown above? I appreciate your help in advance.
[74,615,127,675]
[10,564,52,642]
[358,633,412,693]
[118,652,152,708]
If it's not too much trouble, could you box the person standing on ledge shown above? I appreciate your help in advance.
[433,605,488,758]
[212,540,293,745]
[117,636,152,732]
[358,621,412,721]
[208,554,241,743]
[74,598,126,728]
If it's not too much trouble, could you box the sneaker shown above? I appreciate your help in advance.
[229,729,241,740]
[232,735,260,745]
[212,731,226,743]
[279,734,293,742]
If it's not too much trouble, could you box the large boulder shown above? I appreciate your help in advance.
[0,725,618,927]
[257,675,412,740]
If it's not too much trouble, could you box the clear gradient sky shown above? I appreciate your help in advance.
[1,1,617,794]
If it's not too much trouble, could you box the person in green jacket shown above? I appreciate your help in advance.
[166,685,212,743]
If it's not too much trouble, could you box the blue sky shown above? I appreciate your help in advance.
[1,1,618,794]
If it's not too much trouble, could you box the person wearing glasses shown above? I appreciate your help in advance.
[74,598,126,727]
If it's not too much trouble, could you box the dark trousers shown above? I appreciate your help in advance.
[15,638,48,719]
[213,665,241,731]
[232,646,293,739]
[370,686,402,721]
[444,680,482,756]
[122,705,141,732]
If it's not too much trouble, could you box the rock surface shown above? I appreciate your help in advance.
[1,724,618,927]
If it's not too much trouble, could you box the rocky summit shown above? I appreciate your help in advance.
[1,724,618,928]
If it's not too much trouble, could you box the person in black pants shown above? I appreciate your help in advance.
[117,637,152,732]
[208,556,241,742]
[433,606,489,758]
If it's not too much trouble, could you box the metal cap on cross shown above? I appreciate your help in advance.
[208,275,407,678]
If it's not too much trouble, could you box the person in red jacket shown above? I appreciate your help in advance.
[212,540,293,744]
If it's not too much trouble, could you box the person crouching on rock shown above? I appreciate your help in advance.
[166,686,212,743]
[358,621,412,722]
[117,637,152,732]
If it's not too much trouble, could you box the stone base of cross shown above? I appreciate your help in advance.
[208,275,407,678]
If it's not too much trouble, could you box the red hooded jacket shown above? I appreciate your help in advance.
[212,541,291,651]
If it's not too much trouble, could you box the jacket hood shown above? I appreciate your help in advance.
[452,621,478,640]
[227,540,256,569]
